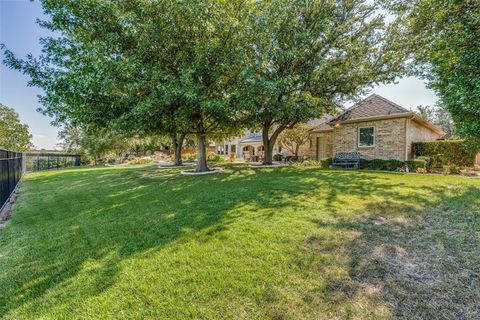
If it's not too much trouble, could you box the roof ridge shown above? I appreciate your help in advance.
[330,94,376,123]
[330,94,410,123]
[371,94,410,113]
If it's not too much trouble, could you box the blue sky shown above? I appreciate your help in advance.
[1,0,440,149]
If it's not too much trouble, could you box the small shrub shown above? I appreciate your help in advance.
[320,157,332,169]
[128,157,153,164]
[360,159,404,171]
[415,156,433,171]
[284,156,299,162]
[405,159,426,172]
[291,160,321,167]
[170,152,197,162]
[207,153,226,162]
[443,164,460,175]
[273,154,283,161]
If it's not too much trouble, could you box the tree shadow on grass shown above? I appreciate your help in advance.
[306,185,480,319]
[0,165,475,318]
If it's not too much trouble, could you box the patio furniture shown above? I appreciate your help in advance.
[331,152,361,169]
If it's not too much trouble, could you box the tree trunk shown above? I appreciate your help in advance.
[196,132,209,172]
[115,151,123,164]
[295,144,299,157]
[171,134,185,166]
[262,127,274,165]
[262,124,286,165]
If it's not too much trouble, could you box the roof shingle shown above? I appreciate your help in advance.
[331,94,410,122]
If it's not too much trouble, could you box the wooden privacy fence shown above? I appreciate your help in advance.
[0,149,25,211]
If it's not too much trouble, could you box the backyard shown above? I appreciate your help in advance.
[0,164,479,319]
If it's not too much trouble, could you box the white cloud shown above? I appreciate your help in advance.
[32,133,58,150]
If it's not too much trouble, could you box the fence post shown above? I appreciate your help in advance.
[22,153,26,175]
[0,149,25,212]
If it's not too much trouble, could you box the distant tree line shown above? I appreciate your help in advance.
[416,102,456,139]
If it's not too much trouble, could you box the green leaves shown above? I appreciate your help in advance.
[3,0,409,163]
[241,0,401,126]
[385,0,480,147]
[0,103,33,152]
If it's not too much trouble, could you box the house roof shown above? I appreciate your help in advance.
[310,114,335,132]
[331,94,410,123]
[239,134,263,144]
[328,94,444,135]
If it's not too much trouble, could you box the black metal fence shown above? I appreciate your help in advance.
[25,153,81,172]
[0,149,25,211]
[0,150,81,211]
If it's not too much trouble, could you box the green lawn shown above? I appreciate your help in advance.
[1,164,479,319]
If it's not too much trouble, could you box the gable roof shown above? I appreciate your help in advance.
[239,136,263,144]
[331,94,410,123]
[329,94,444,136]
[310,114,335,132]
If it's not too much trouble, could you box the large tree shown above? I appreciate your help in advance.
[384,0,480,147]
[3,0,250,172]
[240,0,404,164]
[279,123,314,158]
[0,103,33,151]
[415,103,457,139]
[433,102,456,139]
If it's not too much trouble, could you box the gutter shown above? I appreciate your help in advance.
[310,128,334,133]
[330,112,415,125]
[409,114,445,136]
[330,112,445,136]
[405,118,409,161]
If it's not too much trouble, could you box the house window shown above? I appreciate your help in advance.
[358,127,375,147]
[230,145,236,154]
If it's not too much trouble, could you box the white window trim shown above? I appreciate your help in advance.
[358,126,375,148]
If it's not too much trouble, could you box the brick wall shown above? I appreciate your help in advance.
[332,118,407,160]
[406,119,443,159]
[309,131,334,159]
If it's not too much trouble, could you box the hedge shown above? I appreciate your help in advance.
[273,154,283,161]
[412,140,477,167]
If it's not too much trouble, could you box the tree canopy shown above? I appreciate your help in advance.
[3,0,251,171]
[239,0,404,164]
[415,103,457,139]
[385,0,480,147]
[279,123,314,157]
[0,103,33,152]
[3,0,408,168]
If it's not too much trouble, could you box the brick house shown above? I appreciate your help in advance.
[309,94,444,161]
[216,94,446,162]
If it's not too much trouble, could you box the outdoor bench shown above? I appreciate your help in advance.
[331,152,361,169]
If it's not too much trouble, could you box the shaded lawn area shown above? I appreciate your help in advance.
[0,164,479,319]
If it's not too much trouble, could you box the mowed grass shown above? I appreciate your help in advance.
[0,164,479,319]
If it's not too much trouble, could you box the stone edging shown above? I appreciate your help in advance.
[250,164,287,168]
[158,164,195,169]
[180,168,222,175]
